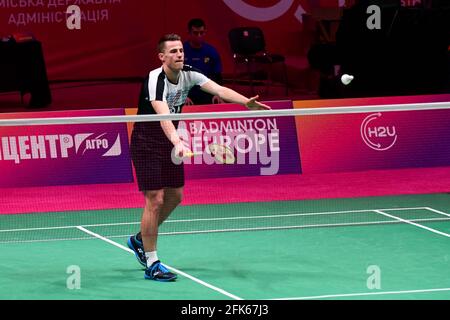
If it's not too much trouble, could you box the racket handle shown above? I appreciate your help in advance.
[185,151,202,157]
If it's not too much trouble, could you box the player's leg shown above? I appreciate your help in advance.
[130,187,182,262]
[156,148,185,225]
[139,189,177,281]
[138,151,184,281]
[127,126,178,281]
[127,128,163,269]
[127,189,163,269]
[158,187,183,225]
[141,189,164,253]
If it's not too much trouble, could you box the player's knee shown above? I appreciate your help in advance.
[165,188,183,205]
[144,190,164,211]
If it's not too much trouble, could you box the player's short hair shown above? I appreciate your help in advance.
[158,33,181,53]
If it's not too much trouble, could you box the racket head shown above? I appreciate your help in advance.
[208,143,235,164]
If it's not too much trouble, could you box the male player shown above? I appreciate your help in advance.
[128,33,270,281]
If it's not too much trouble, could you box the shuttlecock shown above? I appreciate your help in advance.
[341,74,354,85]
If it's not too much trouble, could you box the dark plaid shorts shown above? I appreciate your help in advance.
[130,124,184,191]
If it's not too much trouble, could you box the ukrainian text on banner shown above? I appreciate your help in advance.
[294,94,450,173]
[180,100,301,179]
[0,109,133,187]
[0,1,312,81]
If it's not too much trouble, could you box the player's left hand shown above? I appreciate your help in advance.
[245,95,271,110]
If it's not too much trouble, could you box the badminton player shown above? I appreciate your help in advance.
[128,33,270,281]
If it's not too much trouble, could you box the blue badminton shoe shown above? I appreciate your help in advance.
[127,234,146,268]
[144,260,177,282]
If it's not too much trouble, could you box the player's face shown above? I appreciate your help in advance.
[160,40,184,71]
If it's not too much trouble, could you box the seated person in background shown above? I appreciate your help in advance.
[183,18,223,105]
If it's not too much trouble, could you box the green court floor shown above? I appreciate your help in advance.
[1,193,449,300]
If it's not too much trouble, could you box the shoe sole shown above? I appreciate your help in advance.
[144,274,177,282]
[127,237,147,268]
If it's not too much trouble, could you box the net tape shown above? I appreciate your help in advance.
[0,102,449,126]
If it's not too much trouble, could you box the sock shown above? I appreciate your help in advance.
[145,251,159,267]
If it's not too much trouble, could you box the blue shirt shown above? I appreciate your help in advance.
[183,41,222,82]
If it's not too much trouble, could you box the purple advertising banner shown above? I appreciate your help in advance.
[180,101,302,179]
[0,109,133,187]
[294,95,450,173]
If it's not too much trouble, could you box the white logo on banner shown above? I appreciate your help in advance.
[74,133,122,157]
[0,132,122,164]
[361,113,397,151]
[174,119,281,175]
[222,0,306,23]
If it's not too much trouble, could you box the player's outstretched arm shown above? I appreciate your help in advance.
[200,80,271,110]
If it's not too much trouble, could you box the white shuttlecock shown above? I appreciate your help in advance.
[341,74,354,85]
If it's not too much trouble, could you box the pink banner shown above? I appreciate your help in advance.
[294,94,450,173]
[182,101,301,178]
[0,109,133,187]
[126,100,301,179]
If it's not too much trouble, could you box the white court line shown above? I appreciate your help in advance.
[4,217,450,245]
[424,207,450,217]
[270,287,450,300]
[374,210,450,238]
[163,207,431,223]
[75,226,243,301]
[0,206,432,233]
[159,217,450,235]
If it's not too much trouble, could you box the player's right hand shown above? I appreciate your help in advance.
[174,141,192,158]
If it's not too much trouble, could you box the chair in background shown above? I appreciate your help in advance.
[228,27,288,96]
[0,33,52,108]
